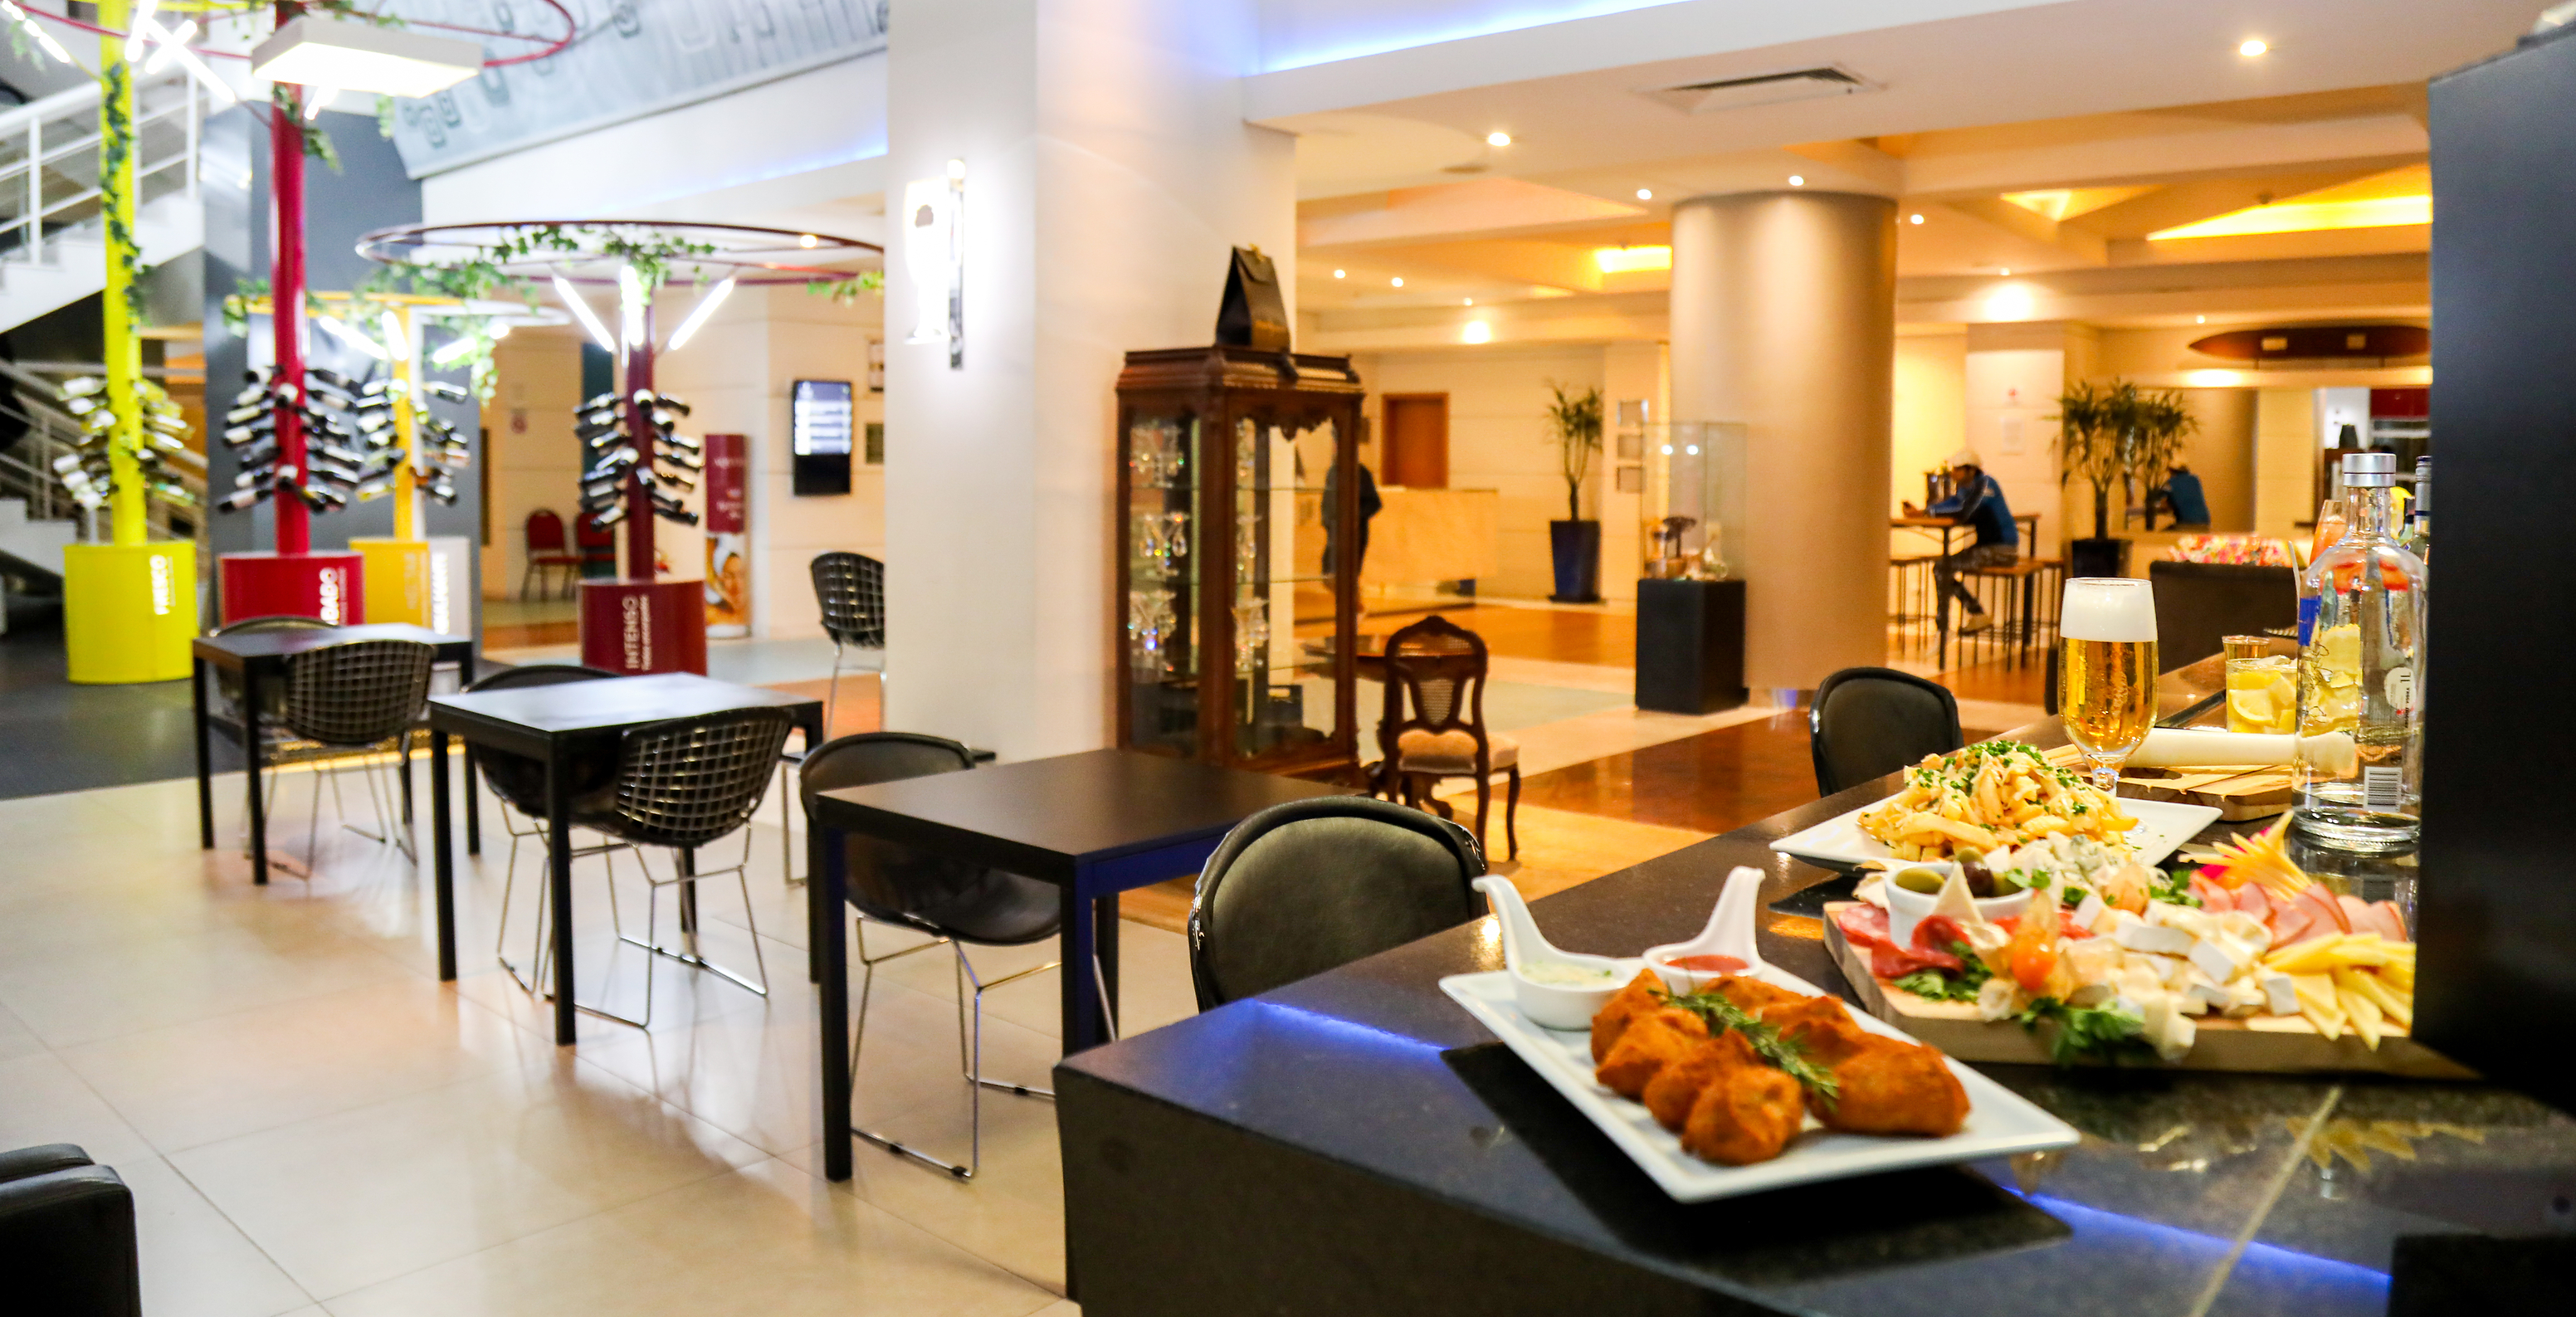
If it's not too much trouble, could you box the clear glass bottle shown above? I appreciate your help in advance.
[2293,451,2426,850]
[2402,456,2431,563]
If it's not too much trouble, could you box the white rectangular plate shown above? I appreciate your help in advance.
[1769,796,2222,872]
[1439,968,2078,1202]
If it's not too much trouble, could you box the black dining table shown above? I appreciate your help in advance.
[425,672,823,1044]
[193,622,475,886]
[807,748,1347,1181]
[1052,707,2574,1315]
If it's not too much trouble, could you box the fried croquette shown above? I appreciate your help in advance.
[1594,1007,1709,1100]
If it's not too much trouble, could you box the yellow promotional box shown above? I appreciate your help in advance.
[348,538,431,627]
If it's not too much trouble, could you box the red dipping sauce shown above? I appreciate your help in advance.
[1661,954,1747,973]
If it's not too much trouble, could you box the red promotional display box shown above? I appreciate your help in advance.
[217,550,365,627]
[578,578,708,676]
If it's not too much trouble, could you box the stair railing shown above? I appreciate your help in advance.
[1,68,208,271]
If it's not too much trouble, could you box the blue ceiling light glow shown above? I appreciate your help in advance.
[1262,1,1695,72]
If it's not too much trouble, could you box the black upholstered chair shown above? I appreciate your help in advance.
[0,1144,139,1317]
[1189,796,1486,1011]
[1808,666,1964,797]
[466,664,622,993]
[542,708,798,1028]
[800,732,1081,1179]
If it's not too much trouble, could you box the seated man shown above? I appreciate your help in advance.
[1903,449,2017,634]
[2159,462,2212,529]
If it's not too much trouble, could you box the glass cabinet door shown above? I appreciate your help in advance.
[1230,415,1345,762]
[1125,413,1199,753]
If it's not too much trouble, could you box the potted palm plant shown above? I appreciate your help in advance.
[1544,382,1604,602]
[2052,381,2198,578]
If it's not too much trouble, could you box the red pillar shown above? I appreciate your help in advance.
[622,303,656,579]
[269,65,310,555]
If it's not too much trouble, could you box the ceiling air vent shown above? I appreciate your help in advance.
[1641,66,1878,115]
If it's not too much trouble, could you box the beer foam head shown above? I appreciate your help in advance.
[2061,578,2157,641]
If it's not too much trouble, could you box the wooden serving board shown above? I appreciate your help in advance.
[1822,902,2475,1078]
[2038,744,2293,821]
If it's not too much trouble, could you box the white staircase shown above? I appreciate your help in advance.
[0,494,78,585]
[0,72,212,334]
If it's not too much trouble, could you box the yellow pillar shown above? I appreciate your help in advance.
[392,324,420,541]
[96,0,146,548]
[63,542,198,682]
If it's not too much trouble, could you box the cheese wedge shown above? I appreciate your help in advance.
[2116,922,2196,956]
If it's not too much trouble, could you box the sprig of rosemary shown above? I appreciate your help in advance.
[1654,989,1841,1110]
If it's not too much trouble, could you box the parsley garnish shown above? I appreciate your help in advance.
[1655,989,1842,1110]
[2015,997,2158,1066]
[2147,867,2201,909]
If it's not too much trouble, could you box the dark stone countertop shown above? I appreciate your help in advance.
[1061,723,2576,1315]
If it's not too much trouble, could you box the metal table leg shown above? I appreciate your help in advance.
[818,825,851,1181]
[245,665,268,885]
[547,749,578,1046]
[193,656,213,848]
[432,729,456,982]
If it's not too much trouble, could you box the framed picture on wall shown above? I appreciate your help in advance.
[867,340,886,393]
[1615,464,1644,493]
[865,422,884,465]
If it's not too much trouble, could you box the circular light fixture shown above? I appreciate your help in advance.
[1909,213,1925,225]
[1333,269,1345,279]
[2239,38,2268,57]
[1685,445,1700,456]
[1999,267,2012,276]
[1391,277,1404,288]
[1661,445,1674,456]
[1788,175,1805,187]
[1462,321,1493,344]
[1487,131,1512,147]
[1636,188,1653,200]
[2196,315,2207,324]
[798,233,818,249]
[1462,298,1475,305]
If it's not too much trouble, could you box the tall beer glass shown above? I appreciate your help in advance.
[2059,578,2159,792]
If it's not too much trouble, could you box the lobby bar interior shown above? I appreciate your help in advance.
[2,2,2574,1315]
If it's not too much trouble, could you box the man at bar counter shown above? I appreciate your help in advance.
[1904,448,2018,634]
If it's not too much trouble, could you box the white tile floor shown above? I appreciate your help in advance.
[0,763,1181,1315]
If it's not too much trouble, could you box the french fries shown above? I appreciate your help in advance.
[2264,933,2413,1048]
[1859,741,2140,861]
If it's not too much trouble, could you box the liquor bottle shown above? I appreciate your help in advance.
[2402,456,2431,562]
[2293,451,2427,849]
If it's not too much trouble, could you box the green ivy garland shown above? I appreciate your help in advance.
[99,57,149,325]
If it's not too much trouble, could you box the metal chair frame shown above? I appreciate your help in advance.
[511,709,795,1029]
[783,551,887,887]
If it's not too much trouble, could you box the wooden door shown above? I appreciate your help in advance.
[1380,393,1448,488]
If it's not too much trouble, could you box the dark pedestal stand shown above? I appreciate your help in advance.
[1633,578,1745,715]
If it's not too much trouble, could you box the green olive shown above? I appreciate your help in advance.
[1893,866,1947,895]
[1990,871,2025,896]
[1951,847,1987,866]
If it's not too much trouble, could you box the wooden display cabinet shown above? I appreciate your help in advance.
[1114,345,1364,778]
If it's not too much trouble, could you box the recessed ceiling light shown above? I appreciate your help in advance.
[1333,269,1345,279]
[1999,267,2012,276]
[1909,213,1925,225]
[2239,38,2268,57]
[1462,298,1474,305]
[1391,277,1404,287]
[1487,131,1512,147]
[2196,315,2207,324]
[1636,188,1653,200]
[1463,322,1492,344]
[798,233,817,249]
[1788,175,1805,187]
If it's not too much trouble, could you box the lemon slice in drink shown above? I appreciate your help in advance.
[2228,687,2276,728]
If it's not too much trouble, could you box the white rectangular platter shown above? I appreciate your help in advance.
[1439,967,2078,1202]
[1769,797,2222,872]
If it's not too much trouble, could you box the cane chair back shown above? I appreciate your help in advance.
[1377,613,1491,764]
[281,640,435,749]
[596,708,797,850]
[811,552,886,648]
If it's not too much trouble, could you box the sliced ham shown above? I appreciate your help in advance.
[2354,900,2410,942]
[2235,884,2275,926]
[1833,903,1892,949]
[2190,873,2235,912]
[2294,885,2354,935]
[1871,942,1964,978]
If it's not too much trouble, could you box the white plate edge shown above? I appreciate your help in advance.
[1768,798,2223,869]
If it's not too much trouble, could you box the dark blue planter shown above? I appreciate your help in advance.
[1549,520,1602,602]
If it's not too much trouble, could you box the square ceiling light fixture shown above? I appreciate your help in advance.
[251,16,482,98]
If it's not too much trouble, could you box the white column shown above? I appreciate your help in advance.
[1668,191,1895,690]
[883,0,1292,758]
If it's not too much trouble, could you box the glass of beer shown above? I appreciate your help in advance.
[2058,578,2159,792]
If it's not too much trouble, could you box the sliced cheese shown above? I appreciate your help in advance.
[2146,901,2215,939]
[2215,910,2272,951]
[2137,992,2197,1061]
[2071,891,2107,933]
[2258,971,2299,1017]
[1928,871,1983,929]
[2222,977,2268,1017]
[2096,908,2144,939]
[1976,975,2023,1022]
[2180,971,2232,1016]
[2188,934,2258,985]
[2115,922,2197,956]
[2064,937,2122,986]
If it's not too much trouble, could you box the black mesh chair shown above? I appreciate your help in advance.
[0,1144,139,1317]
[262,638,437,866]
[1189,796,1485,1010]
[464,664,622,995]
[205,614,329,744]
[782,551,889,887]
[801,732,1088,1180]
[1809,666,1964,797]
[542,707,798,1028]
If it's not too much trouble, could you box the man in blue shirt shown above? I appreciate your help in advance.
[2157,462,2211,529]
[1904,448,2019,634]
